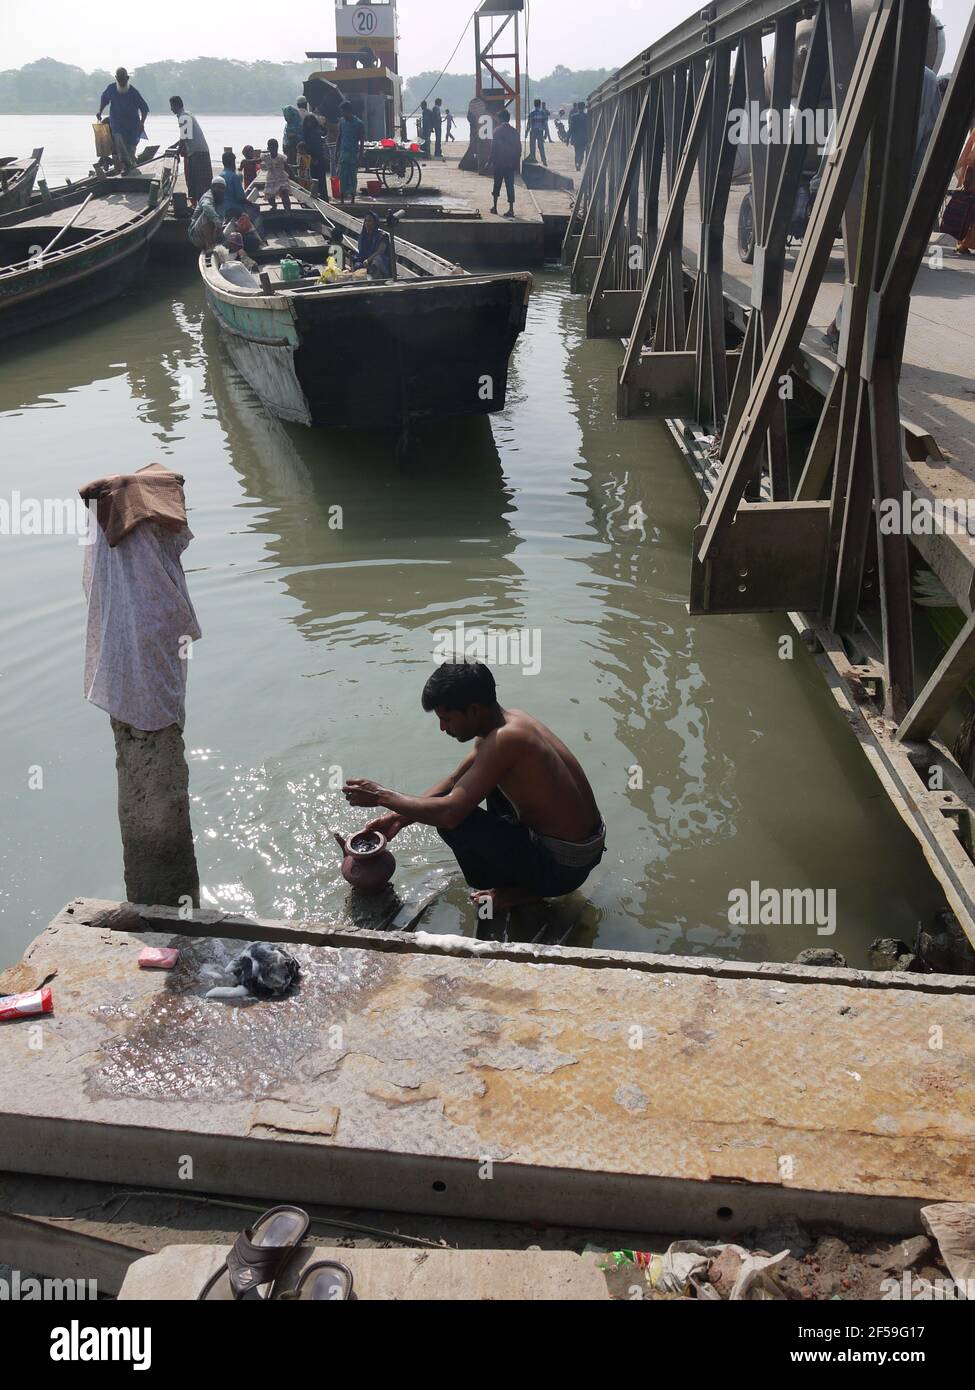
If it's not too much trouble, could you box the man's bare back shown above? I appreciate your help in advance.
[473,708,600,841]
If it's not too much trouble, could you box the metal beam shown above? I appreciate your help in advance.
[697,0,898,562]
[619,60,715,385]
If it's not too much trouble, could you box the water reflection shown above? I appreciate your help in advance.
[0,265,947,963]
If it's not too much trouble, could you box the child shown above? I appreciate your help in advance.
[262,137,292,212]
[239,144,260,187]
[296,141,313,189]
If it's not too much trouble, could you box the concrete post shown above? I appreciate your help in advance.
[111,719,199,908]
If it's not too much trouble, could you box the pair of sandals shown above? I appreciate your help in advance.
[198,1205,355,1301]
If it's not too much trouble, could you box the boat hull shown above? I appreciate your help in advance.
[0,177,172,340]
[208,273,530,430]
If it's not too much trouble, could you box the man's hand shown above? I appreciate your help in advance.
[343,777,387,808]
[363,811,409,841]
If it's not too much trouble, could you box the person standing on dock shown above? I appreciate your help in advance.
[444,108,455,143]
[169,97,211,208]
[489,109,520,219]
[432,97,444,158]
[527,98,548,166]
[337,101,365,204]
[419,100,433,156]
[568,101,590,171]
[343,662,606,914]
[96,68,148,174]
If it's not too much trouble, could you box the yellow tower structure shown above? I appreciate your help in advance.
[306,1,402,140]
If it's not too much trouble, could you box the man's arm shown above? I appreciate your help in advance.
[347,736,514,830]
[358,749,476,838]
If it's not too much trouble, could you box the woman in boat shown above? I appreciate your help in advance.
[355,212,391,279]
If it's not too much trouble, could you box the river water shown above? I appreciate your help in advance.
[0,114,943,965]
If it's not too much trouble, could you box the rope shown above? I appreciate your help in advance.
[405,8,477,120]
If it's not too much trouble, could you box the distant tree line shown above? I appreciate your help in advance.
[401,64,613,116]
[0,57,612,116]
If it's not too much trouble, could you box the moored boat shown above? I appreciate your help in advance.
[0,149,43,217]
[199,185,531,430]
[0,159,176,340]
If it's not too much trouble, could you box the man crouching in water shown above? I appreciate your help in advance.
[343,662,606,910]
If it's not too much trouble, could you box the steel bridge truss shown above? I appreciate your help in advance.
[562,0,975,942]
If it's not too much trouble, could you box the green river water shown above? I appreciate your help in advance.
[0,247,944,965]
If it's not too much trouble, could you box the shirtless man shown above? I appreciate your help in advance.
[343,662,606,910]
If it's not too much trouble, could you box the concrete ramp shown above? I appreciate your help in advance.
[2,902,974,1236]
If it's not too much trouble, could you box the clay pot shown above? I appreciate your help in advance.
[333,829,396,896]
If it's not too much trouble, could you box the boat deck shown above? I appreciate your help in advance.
[2,898,974,1237]
[6,190,154,237]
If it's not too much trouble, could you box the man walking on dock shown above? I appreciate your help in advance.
[96,68,148,174]
[489,109,521,219]
[344,662,606,913]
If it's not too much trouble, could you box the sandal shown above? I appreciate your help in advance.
[280,1260,356,1301]
[198,1205,310,1300]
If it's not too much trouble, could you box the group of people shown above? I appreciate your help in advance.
[417,97,453,157]
[96,69,368,208]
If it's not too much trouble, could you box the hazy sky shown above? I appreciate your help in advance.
[1,0,970,75]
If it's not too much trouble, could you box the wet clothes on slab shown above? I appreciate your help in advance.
[438,789,606,898]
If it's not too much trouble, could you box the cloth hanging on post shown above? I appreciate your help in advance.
[81,487,202,732]
[79,462,187,547]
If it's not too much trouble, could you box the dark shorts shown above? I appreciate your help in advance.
[438,790,603,898]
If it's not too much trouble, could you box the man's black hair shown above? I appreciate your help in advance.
[170,95,183,109]
[421,662,497,712]
[222,150,235,168]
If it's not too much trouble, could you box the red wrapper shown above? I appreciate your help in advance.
[0,985,53,1021]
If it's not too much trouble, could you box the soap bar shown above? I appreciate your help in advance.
[138,946,179,970]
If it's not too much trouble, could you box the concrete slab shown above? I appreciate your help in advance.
[2,906,975,1236]
[117,1244,611,1300]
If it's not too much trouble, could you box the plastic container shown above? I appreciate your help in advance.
[330,175,341,198]
[280,257,301,282]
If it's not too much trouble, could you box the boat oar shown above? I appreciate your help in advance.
[40,191,95,258]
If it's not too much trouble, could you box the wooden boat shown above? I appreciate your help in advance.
[0,149,43,217]
[200,186,531,430]
[21,146,162,211]
[0,160,176,340]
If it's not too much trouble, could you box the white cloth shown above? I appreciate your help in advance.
[263,152,291,196]
[83,518,202,731]
[178,110,209,156]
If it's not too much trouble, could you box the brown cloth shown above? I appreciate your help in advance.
[79,463,187,548]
